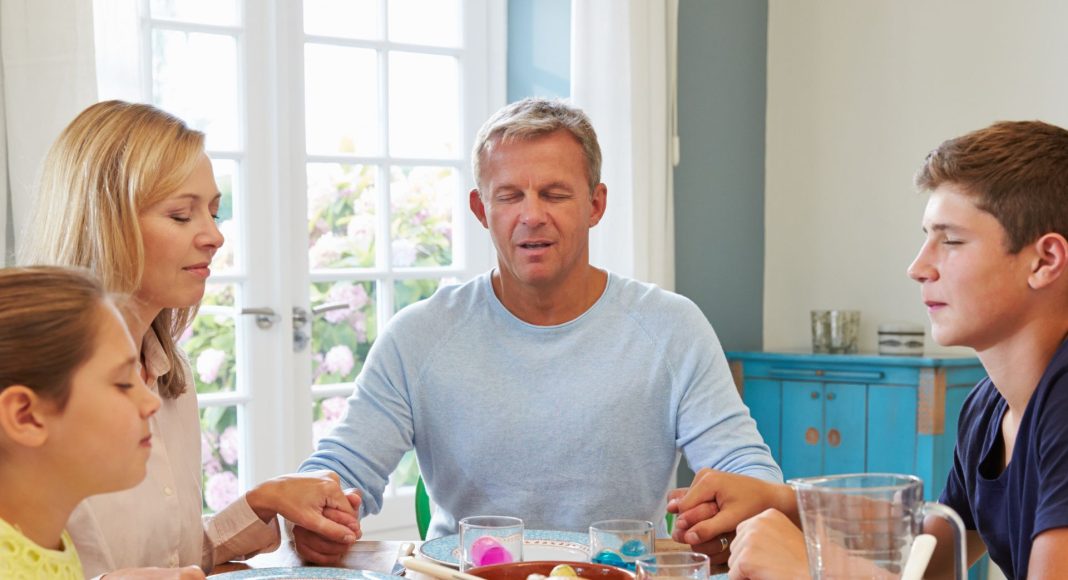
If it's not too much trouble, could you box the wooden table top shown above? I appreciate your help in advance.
[211,538,718,578]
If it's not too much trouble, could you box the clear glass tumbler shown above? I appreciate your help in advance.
[636,552,710,580]
[590,519,655,570]
[459,515,524,572]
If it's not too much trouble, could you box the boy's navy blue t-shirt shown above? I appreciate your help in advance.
[940,340,1068,579]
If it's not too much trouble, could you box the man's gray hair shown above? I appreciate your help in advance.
[472,97,602,193]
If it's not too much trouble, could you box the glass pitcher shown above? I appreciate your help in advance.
[789,473,967,580]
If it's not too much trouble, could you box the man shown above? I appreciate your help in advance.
[294,98,780,564]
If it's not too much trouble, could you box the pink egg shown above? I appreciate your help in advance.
[471,535,514,566]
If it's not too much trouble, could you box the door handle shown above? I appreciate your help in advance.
[805,427,820,445]
[240,307,279,329]
[827,428,841,447]
[292,302,350,352]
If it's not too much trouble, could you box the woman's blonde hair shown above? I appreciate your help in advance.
[0,267,111,409]
[19,100,205,399]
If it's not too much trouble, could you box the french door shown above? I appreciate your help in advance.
[96,0,503,535]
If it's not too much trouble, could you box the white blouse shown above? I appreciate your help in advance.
[67,331,279,577]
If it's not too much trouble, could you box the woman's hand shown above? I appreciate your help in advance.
[246,470,362,546]
[727,509,808,580]
[102,566,206,579]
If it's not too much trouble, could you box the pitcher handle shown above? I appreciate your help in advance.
[923,502,968,580]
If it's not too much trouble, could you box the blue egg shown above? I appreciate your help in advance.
[620,539,647,557]
[592,550,626,567]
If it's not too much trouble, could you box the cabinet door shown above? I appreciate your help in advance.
[823,383,866,475]
[742,379,782,462]
[781,381,824,479]
[867,385,918,475]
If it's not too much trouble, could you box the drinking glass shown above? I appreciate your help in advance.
[636,552,710,580]
[590,519,655,570]
[459,516,523,572]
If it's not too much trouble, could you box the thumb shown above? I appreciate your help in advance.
[681,506,744,545]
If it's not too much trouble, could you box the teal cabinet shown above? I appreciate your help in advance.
[727,351,985,501]
[729,351,991,580]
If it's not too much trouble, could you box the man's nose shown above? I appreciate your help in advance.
[519,196,548,226]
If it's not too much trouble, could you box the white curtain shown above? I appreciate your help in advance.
[0,0,97,261]
[571,0,679,291]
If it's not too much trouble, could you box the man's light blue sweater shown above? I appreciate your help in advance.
[300,271,781,539]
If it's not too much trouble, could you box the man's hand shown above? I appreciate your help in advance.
[292,488,363,564]
[727,509,808,580]
[102,566,206,579]
[668,469,795,563]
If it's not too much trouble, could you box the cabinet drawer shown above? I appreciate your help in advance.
[737,359,919,386]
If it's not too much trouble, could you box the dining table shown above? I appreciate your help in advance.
[210,538,728,579]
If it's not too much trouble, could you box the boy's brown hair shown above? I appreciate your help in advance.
[916,120,1068,252]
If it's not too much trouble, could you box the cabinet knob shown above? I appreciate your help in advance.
[827,428,841,447]
[805,427,820,445]
[827,392,836,401]
[810,391,820,399]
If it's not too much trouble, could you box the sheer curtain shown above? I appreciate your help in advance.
[571,0,679,290]
[0,0,97,262]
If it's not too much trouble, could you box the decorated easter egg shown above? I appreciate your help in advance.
[471,535,514,566]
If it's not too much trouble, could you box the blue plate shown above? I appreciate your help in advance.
[210,568,401,579]
[419,529,590,567]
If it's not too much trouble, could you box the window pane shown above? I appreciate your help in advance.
[310,281,377,386]
[394,278,457,313]
[152,30,240,151]
[390,166,456,267]
[181,283,236,394]
[308,163,377,269]
[211,159,239,273]
[150,0,240,26]
[391,450,420,488]
[312,395,349,447]
[389,52,459,159]
[200,404,241,513]
[304,0,378,40]
[305,44,378,156]
[388,0,460,47]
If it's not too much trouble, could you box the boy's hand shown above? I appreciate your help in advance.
[727,509,808,580]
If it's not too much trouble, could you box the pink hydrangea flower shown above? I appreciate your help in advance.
[205,471,239,512]
[320,396,347,422]
[323,345,355,377]
[196,348,226,384]
[219,426,240,465]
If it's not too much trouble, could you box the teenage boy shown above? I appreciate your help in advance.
[667,120,1068,580]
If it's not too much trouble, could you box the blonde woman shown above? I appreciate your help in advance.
[20,101,361,578]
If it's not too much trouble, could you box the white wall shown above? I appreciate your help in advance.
[764,0,1068,354]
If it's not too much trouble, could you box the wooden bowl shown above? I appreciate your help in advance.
[466,561,634,580]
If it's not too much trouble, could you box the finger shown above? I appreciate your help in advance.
[675,473,722,513]
[294,526,352,559]
[179,566,207,580]
[673,501,720,533]
[299,512,359,544]
[345,489,363,512]
[323,506,359,526]
[680,506,745,545]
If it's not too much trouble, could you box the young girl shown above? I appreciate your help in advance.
[19,100,360,578]
[0,267,161,579]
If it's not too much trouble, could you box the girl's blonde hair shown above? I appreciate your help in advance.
[19,100,205,398]
[0,267,111,409]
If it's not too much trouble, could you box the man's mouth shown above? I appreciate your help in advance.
[519,242,552,249]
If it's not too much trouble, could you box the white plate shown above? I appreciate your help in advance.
[418,529,590,568]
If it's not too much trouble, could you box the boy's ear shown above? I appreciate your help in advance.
[1028,233,1068,290]
[0,386,51,448]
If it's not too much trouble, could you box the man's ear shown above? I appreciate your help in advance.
[589,183,607,227]
[0,386,51,448]
[1028,233,1068,290]
[469,189,489,228]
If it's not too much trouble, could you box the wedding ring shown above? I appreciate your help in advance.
[719,535,730,553]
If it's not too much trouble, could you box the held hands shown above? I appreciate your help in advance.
[246,470,364,564]
[102,566,206,579]
[727,509,808,580]
[667,469,796,564]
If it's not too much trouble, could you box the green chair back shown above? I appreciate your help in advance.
[416,476,431,540]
